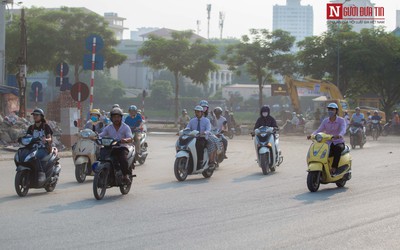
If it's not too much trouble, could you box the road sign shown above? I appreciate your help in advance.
[85,35,104,51]
[83,54,104,70]
[60,82,72,91]
[70,82,89,102]
[56,62,69,76]
[31,81,42,91]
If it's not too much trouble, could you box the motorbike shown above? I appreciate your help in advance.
[72,129,98,183]
[174,129,215,181]
[14,135,61,197]
[132,129,148,165]
[211,129,225,166]
[370,120,380,141]
[91,138,136,200]
[251,126,283,175]
[349,124,366,149]
[381,120,400,136]
[306,133,352,192]
[224,127,235,139]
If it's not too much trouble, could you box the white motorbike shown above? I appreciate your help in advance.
[72,129,98,183]
[174,129,215,181]
[132,129,148,165]
[252,126,283,175]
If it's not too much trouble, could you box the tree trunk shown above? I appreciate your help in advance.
[258,76,263,108]
[174,72,179,127]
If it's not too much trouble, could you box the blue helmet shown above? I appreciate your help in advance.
[326,103,338,109]
[199,100,209,107]
[129,105,137,111]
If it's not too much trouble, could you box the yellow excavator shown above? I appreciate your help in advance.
[284,76,385,121]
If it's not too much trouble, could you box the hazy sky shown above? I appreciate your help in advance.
[14,0,400,39]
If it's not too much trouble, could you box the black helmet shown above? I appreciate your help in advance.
[31,108,44,117]
[260,105,270,116]
[110,108,123,117]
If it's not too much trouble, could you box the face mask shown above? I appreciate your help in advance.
[328,111,336,117]
[262,112,269,117]
[91,116,98,122]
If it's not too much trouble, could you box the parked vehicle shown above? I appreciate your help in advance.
[251,126,283,175]
[14,135,61,197]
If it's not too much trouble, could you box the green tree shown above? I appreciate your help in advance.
[5,7,126,82]
[222,29,295,108]
[149,80,173,109]
[138,30,218,123]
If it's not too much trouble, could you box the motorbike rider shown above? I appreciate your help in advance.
[84,109,103,133]
[26,108,53,183]
[186,105,216,168]
[370,110,382,133]
[254,105,278,130]
[178,109,190,130]
[308,103,346,176]
[199,100,221,162]
[350,107,366,140]
[99,108,133,183]
[213,107,228,159]
[124,105,143,157]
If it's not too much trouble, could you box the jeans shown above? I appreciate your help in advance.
[112,147,130,175]
[36,148,49,172]
[221,134,228,153]
[195,137,207,165]
[330,143,345,169]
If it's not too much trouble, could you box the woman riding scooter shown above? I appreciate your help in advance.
[308,103,346,175]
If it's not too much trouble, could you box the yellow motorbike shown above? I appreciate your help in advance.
[306,133,352,192]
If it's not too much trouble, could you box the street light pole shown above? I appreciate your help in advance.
[206,4,211,39]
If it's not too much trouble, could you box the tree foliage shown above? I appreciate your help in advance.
[222,29,296,108]
[139,30,218,123]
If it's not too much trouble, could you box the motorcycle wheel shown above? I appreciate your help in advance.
[307,171,320,192]
[120,180,132,195]
[174,157,188,181]
[202,168,214,178]
[228,133,234,139]
[260,154,269,175]
[15,171,30,197]
[93,169,108,200]
[75,163,87,183]
[336,178,347,188]
[45,178,58,192]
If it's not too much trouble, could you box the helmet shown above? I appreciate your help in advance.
[194,105,204,112]
[137,109,142,114]
[31,108,44,116]
[199,100,209,107]
[292,112,297,115]
[214,107,223,114]
[355,107,360,111]
[112,104,120,109]
[182,109,187,113]
[374,110,378,114]
[90,109,101,116]
[367,111,371,115]
[327,103,339,109]
[128,105,137,111]
[110,108,123,116]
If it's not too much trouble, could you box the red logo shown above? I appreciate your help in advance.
[327,3,342,19]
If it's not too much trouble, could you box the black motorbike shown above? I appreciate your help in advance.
[92,138,136,200]
[14,135,61,197]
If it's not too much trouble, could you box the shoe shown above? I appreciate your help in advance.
[122,175,131,184]
[224,155,228,159]
[330,167,338,176]
[38,172,46,183]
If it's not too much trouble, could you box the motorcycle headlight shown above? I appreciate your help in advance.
[80,131,91,138]
[101,138,113,146]
[260,133,267,137]
[315,134,323,142]
[20,137,33,146]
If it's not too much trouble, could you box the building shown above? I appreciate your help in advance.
[273,0,313,52]
[103,12,127,40]
[131,27,159,41]
[222,84,271,101]
[329,0,374,32]
[397,10,400,28]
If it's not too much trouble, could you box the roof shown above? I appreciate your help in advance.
[0,85,19,96]
[140,28,205,41]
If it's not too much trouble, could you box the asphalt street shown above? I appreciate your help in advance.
[0,134,399,250]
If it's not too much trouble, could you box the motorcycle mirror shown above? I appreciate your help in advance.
[73,120,78,127]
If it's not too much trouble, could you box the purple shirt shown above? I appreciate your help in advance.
[99,122,133,148]
[313,116,346,145]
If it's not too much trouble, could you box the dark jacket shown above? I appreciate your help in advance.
[254,106,278,130]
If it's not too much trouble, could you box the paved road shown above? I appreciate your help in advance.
[0,134,399,250]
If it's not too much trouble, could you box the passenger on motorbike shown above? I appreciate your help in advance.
[84,109,103,133]
[178,109,190,130]
[370,110,382,133]
[99,108,133,183]
[26,108,53,183]
[199,100,222,158]
[308,103,346,175]
[186,105,216,167]
[213,107,228,159]
[350,107,366,139]
[124,105,143,156]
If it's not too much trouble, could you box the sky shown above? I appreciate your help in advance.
[11,0,400,39]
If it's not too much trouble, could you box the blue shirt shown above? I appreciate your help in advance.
[351,113,364,124]
[186,117,211,134]
[124,114,142,129]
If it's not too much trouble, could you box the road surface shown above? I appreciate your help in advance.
[0,134,399,250]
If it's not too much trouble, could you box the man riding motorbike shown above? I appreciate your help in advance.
[370,110,382,133]
[26,108,53,183]
[99,108,133,183]
[84,109,103,133]
[213,107,228,159]
[124,105,143,156]
[350,107,366,140]
[186,105,216,168]
[308,103,346,175]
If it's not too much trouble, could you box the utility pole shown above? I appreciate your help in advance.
[206,4,211,39]
[196,20,201,35]
[219,11,225,40]
[16,7,26,118]
[0,1,9,85]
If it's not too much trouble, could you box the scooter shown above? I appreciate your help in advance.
[252,126,283,175]
[132,129,148,165]
[174,129,215,181]
[370,120,380,141]
[224,127,235,139]
[349,124,366,149]
[14,135,61,197]
[211,129,225,166]
[306,133,352,192]
[72,129,98,183]
[91,138,136,200]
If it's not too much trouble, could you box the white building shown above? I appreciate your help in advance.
[273,0,313,52]
[104,12,127,40]
[222,84,271,101]
[396,10,400,28]
[208,64,233,95]
[329,0,374,32]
